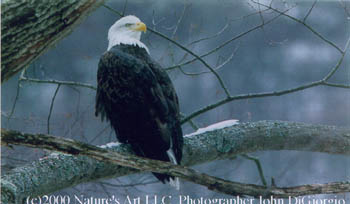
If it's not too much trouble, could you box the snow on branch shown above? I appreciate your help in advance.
[1,120,350,203]
[185,119,239,137]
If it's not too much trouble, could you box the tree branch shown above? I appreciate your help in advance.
[181,34,350,124]
[47,84,61,134]
[19,75,97,90]
[250,0,343,54]
[242,154,267,187]
[2,121,350,203]
[1,0,105,83]
[164,6,294,71]
[303,0,318,23]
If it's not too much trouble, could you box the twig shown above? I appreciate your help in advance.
[178,45,239,76]
[303,0,318,23]
[229,8,271,22]
[187,23,229,46]
[20,75,97,90]
[181,34,350,124]
[151,10,166,29]
[103,4,123,16]
[322,82,350,89]
[8,68,28,120]
[171,2,187,39]
[257,0,265,25]
[47,84,61,134]
[8,76,22,120]
[254,0,287,46]
[152,28,232,97]
[187,119,199,131]
[122,0,128,16]
[180,112,199,130]
[159,2,189,65]
[182,79,320,124]
[251,0,343,54]
[241,154,267,187]
[165,6,294,71]
[322,36,350,81]
[182,80,331,124]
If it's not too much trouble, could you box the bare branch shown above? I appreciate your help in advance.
[182,80,333,124]
[151,28,232,97]
[322,36,350,81]
[229,8,271,22]
[170,2,188,39]
[251,0,343,54]
[7,78,22,120]
[322,82,350,89]
[165,6,294,71]
[19,75,97,90]
[180,113,199,130]
[158,2,190,65]
[47,84,61,134]
[187,23,230,46]
[303,0,318,23]
[242,154,267,187]
[122,0,128,16]
[177,46,238,76]
[181,35,350,124]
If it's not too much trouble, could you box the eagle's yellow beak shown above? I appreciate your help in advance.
[134,22,147,32]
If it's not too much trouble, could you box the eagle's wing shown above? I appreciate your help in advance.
[147,59,184,163]
[95,48,172,146]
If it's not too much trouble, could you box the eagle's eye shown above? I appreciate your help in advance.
[125,23,133,27]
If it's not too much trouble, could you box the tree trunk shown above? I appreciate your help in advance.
[1,0,105,83]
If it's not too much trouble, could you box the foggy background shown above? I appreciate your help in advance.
[2,0,349,202]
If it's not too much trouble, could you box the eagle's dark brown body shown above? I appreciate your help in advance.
[95,44,183,183]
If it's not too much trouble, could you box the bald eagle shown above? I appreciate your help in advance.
[95,15,183,188]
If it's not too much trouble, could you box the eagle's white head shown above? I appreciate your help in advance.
[107,15,149,53]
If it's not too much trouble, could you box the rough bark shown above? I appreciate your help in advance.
[1,0,105,83]
[1,121,350,203]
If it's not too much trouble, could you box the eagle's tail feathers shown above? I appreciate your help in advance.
[169,176,180,190]
[166,149,180,190]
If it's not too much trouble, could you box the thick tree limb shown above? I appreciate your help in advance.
[1,0,105,83]
[1,121,350,203]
